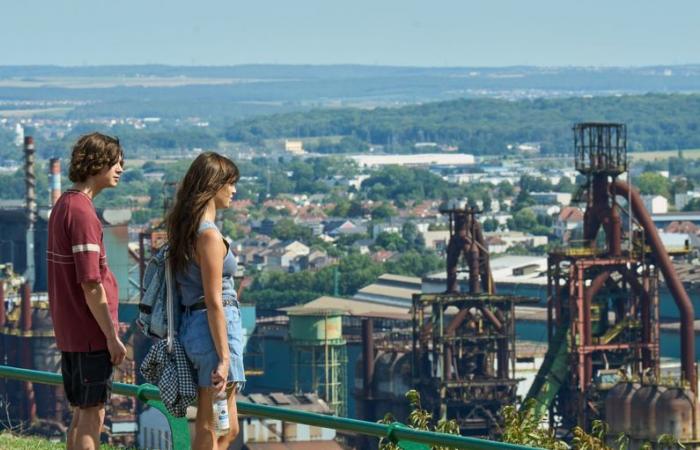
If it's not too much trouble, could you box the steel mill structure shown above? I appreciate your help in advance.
[524,123,699,447]
[412,205,535,436]
[288,308,348,417]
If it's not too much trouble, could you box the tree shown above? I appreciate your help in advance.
[683,198,700,211]
[371,203,396,220]
[375,232,407,251]
[513,189,534,212]
[636,172,671,199]
[510,208,538,232]
[401,222,425,250]
[498,181,515,197]
[483,218,499,232]
[271,219,312,242]
[221,219,246,240]
[670,177,694,203]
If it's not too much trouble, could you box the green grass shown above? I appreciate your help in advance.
[0,432,124,449]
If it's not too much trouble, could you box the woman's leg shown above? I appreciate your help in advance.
[193,387,216,450]
[217,388,240,449]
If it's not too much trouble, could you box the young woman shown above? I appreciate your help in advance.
[165,152,245,450]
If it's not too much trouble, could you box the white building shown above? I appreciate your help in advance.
[642,195,669,214]
[675,191,700,210]
[484,231,548,253]
[445,172,487,184]
[350,153,475,168]
[284,140,305,155]
[420,229,450,251]
[530,192,572,206]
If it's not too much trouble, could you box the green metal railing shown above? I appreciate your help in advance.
[0,365,535,450]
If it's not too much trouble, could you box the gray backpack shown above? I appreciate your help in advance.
[137,245,180,352]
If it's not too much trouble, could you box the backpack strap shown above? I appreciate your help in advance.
[164,249,175,354]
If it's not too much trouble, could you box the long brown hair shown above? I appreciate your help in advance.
[165,152,239,274]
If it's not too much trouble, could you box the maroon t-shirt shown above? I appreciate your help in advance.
[47,190,119,352]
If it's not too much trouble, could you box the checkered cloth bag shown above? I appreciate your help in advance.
[140,337,197,417]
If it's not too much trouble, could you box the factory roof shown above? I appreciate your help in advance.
[281,295,411,320]
[653,212,700,223]
[352,273,422,307]
[423,255,548,288]
[671,262,700,286]
[376,273,422,287]
[237,391,332,413]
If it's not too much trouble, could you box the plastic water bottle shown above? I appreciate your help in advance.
[213,391,230,436]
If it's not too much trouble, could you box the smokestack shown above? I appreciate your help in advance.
[24,137,36,225]
[24,137,36,284]
[49,158,61,207]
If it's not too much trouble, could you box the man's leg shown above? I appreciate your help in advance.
[73,404,105,450]
[72,351,112,450]
[66,407,80,450]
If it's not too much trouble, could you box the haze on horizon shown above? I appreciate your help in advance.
[2,0,699,68]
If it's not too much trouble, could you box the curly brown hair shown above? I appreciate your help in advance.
[69,133,124,183]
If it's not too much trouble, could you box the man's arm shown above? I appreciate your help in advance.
[81,281,126,365]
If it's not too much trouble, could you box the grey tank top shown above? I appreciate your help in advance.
[176,220,238,307]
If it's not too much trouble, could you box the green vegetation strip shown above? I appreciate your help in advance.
[0,432,121,450]
[0,365,537,450]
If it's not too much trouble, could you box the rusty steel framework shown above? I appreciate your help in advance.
[541,123,695,431]
[412,206,535,436]
[546,252,660,429]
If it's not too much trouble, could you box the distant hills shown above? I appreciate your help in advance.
[2,65,700,121]
[224,94,700,155]
[2,65,700,157]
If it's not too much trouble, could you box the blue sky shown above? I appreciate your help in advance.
[2,0,699,67]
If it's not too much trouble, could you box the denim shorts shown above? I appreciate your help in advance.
[179,304,246,389]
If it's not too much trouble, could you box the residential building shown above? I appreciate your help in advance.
[554,206,584,241]
[530,192,572,206]
[675,191,700,210]
[642,195,669,214]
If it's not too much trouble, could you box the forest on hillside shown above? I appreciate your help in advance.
[224,94,700,154]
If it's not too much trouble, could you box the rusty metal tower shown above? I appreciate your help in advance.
[526,123,696,432]
[412,204,535,436]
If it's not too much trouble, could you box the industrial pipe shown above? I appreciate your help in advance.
[613,180,696,390]
[362,319,374,400]
[582,271,610,387]
[622,269,653,369]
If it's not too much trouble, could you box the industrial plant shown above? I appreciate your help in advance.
[1,123,700,448]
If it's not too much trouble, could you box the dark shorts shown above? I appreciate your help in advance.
[61,350,113,408]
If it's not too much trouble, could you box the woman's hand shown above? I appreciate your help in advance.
[211,360,229,393]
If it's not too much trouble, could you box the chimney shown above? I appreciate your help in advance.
[24,137,36,224]
[49,158,61,207]
[24,137,36,283]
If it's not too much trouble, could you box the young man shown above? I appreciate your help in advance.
[47,133,127,450]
